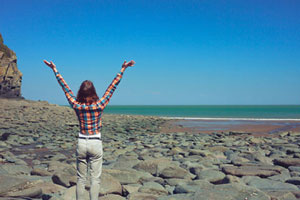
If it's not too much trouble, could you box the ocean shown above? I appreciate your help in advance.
[104,105,300,120]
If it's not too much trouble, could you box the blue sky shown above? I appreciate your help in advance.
[1,0,300,105]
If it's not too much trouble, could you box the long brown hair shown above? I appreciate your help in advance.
[76,80,99,105]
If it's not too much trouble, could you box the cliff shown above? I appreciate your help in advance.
[0,33,22,98]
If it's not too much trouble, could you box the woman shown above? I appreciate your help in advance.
[44,59,135,200]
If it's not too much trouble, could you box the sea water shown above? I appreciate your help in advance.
[105,105,300,120]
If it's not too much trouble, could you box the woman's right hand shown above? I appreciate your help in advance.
[43,60,56,70]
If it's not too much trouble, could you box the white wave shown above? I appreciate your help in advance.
[161,117,300,121]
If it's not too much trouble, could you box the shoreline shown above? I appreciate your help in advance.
[105,113,300,121]
[103,113,300,135]
[162,116,300,121]
[3,98,300,135]
[161,118,300,135]
[61,103,300,134]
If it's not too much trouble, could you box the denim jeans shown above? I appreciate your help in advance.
[76,138,103,200]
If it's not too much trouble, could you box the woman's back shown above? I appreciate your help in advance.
[73,102,103,135]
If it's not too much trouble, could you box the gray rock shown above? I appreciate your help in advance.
[164,178,191,186]
[49,162,76,188]
[0,132,11,141]
[289,166,300,173]
[0,164,31,176]
[224,175,242,184]
[99,173,122,196]
[174,180,213,194]
[61,186,88,200]
[140,176,165,185]
[123,184,142,195]
[47,161,75,173]
[188,149,211,157]
[111,155,140,169]
[274,158,300,168]
[51,171,76,188]
[127,192,158,200]
[99,194,126,200]
[267,168,291,182]
[266,191,297,200]
[138,182,168,196]
[195,169,226,184]
[4,187,42,198]
[285,178,300,186]
[31,168,52,176]
[133,158,171,176]
[36,181,65,196]
[193,183,270,200]
[222,165,281,178]
[157,194,194,200]
[182,161,204,171]
[0,175,28,195]
[104,169,152,185]
[0,175,44,198]
[159,165,195,179]
[164,185,175,195]
[243,176,299,191]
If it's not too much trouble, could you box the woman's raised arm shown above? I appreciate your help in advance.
[98,60,135,109]
[43,60,78,107]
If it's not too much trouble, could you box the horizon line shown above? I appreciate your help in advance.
[106,104,300,106]
[59,104,300,106]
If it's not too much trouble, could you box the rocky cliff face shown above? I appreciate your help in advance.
[0,33,22,98]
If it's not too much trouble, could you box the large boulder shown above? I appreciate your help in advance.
[51,163,77,188]
[0,175,42,198]
[0,33,22,98]
[99,173,122,196]
[0,175,28,195]
[0,163,31,176]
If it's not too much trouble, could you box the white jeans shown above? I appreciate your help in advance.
[76,138,103,200]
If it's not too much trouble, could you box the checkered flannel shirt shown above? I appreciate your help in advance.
[53,68,123,135]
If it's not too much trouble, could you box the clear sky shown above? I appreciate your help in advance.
[1,0,300,105]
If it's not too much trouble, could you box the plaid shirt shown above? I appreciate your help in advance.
[53,68,123,135]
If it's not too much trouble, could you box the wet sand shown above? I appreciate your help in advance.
[161,119,300,136]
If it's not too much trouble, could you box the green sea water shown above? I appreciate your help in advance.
[104,105,300,119]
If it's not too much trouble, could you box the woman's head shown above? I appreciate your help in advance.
[76,80,99,105]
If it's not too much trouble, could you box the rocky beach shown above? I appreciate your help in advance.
[0,98,300,200]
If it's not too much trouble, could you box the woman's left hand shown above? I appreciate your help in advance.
[43,60,56,70]
[122,60,135,68]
